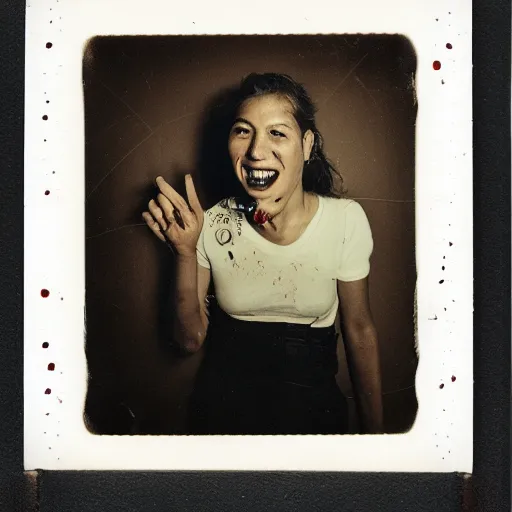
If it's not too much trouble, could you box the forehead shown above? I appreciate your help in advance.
[237,94,299,127]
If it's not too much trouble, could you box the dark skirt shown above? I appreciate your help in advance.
[188,305,348,435]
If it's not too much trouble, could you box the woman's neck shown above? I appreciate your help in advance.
[257,189,318,244]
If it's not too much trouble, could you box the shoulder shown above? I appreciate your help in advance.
[205,197,233,216]
[321,196,368,222]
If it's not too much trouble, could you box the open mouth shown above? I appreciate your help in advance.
[242,165,279,190]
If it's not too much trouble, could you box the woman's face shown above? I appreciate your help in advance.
[228,93,314,216]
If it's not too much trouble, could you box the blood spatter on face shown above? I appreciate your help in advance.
[439,383,444,389]
[41,289,50,298]
[253,210,269,225]
[42,342,49,348]
[451,375,456,382]
[433,61,441,70]
[45,388,52,395]
[275,197,282,203]
[48,363,55,371]
[228,251,234,260]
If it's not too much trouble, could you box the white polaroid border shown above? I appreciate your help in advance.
[24,0,473,472]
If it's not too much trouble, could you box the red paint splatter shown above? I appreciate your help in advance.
[451,375,456,382]
[41,289,50,298]
[46,42,53,49]
[433,61,441,70]
[42,115,48,120]
[44,190,50,196]
[439,383,444,389]
[48,363,55,371]
[253,210,269,225]
[446,43,453,49]
[45,388,52,394]
[42,342,49,348]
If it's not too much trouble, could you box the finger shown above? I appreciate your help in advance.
[148,199,168,231]
[185,174,204,217]
[155,176,190,213]
[156,193,176,223]
[157,192,192,230]
[142,211,166,242]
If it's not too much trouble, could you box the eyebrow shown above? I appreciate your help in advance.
[233,117,292,130]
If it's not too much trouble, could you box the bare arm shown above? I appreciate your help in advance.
[172,258,211,353]
[142,174,210,353]
[337,278,383,434]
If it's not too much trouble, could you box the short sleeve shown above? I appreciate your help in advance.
[196,221,211,269]
[337,201,373,282]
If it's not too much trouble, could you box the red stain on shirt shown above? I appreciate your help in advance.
[433,61,441,70]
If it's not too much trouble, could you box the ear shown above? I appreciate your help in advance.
[302,130,314,161]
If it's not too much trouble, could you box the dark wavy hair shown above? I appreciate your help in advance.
[234,72,345,198]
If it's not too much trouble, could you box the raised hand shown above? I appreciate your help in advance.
[142,174,204,257]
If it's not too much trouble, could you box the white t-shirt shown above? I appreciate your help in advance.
[196,195,373,328]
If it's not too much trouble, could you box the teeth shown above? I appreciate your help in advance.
[246,168,276,179]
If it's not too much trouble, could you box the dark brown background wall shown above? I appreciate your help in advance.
[83,35,418,435]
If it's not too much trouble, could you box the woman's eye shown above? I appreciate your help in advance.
[270,130,285,138]
[233,126,250,136]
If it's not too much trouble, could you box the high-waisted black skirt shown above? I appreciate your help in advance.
[188,305,348,435]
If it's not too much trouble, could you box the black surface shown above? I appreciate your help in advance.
[472,0,511,510]
[0,0,510,510]
[0,0,26,511]
[39,472,463,512]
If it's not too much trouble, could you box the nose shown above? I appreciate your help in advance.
[246,133,268,161]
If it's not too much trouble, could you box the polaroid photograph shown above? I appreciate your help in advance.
[24,0,472,471]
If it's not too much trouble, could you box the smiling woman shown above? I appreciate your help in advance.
[142,72,383,435]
